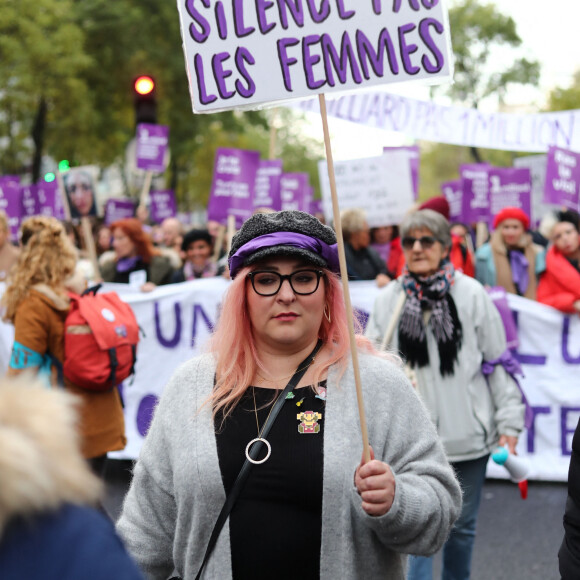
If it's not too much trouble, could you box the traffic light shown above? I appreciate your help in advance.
[133,75,157,125]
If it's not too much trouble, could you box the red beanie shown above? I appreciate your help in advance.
[493,207,530,230]
[419,196,450,220]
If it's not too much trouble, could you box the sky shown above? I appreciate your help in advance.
[312,0,580,160]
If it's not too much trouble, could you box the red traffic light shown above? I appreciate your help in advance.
[134,76,155,96]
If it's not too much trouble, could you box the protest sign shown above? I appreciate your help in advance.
[295,90,580,153]
[460,163,490,224]
[441,179,463,222]
[36,181,66,221]
[150,190,178,222]
[280,173,311,212]
[104,199,137,225]
[20,184,39,219]
[0,176,22,241]
[488,167,532,221]
[208,147,260,228]
[384,145,420,198]
[544,146,580,210]
[176,2,453,113]
[253,159,283,211]
[62,167,99,219]
[310,198,323,217]
[136,124,170,173]
[319,151,414,227]
[513,155,555,227]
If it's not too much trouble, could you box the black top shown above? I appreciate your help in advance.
[344,243,388,280]
[215,383,327,580]
[111,259,149,284]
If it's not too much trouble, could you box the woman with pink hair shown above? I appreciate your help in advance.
[117,211,461,580]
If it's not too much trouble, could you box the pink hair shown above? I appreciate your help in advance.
[206,266,381,419]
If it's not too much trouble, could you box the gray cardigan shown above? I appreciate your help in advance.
[365,272,525,462]
[117,352,461,579]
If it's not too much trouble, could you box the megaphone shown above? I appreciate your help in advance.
[491,447,530,499]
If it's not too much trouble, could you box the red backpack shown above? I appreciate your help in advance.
[63,286,140,391]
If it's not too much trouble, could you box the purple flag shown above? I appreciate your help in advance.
[544,146,580,210]
[384,145,420,199]
[136,124,169,173]
[105,199,137,225]
[460,164,490,224]
[0,176,23,241]
[280,173,311,213]
[488,168,532,221]
[150,190,177,223]
[253,159,283,211]
[208,148,260,228]
[441,180,463,222]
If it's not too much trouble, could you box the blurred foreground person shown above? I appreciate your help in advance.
[0,377,144,580]
[2,216,126,474]
[537,209,580,314]
[117,210,461,580]
[475,207,544,299]
[366,210,525,580]
[101,218,174,291]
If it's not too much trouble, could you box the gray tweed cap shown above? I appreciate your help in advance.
[228,210,337,277]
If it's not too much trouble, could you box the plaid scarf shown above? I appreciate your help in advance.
[398,261,463,376]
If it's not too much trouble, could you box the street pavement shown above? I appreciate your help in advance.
[104,460,567,579]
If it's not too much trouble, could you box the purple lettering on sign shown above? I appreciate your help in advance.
[488,167,532,223]
[155,302,182,349]
[208,148,260,228]
[191,304,215,348]
[544,146,580,210]
[136,124,169,173]
[280,172,311,213]
[562,317,580,364]
[460,163,490,224]
[561,407,580,456]
[527,406,551,453]
[277,37,300,91]
[398,23,420,75]
[104,199,137,225]
[150,190,177,223]
[136,394,159,437]
[510,311,547,366]
[253,159,283,211]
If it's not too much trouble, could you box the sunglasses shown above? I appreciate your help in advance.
[401,235,438,250]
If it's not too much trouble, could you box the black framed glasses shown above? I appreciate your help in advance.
[401,235,438,250]
[247,269,324,296]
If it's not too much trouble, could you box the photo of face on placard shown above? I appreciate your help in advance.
[63,167,98,218]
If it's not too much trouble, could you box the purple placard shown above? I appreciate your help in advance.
[544,146,580,210]
[0,176,23,241]
[150,190,177,223]
[460,164,490,224]
[136,124,169,173]
[105,199,137,225]
[37,180,66,221]
[253,159,283,211]
[488,168,532,223]
[441,180,463,222]
[208,148,260,228]
[20,184,39,219]
[280,173,311,213]
[384,146,420,199]
[310,198,323,216]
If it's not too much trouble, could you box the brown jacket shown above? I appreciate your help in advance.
[9,286,126,458]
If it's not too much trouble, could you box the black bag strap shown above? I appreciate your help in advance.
[193,339,323,580]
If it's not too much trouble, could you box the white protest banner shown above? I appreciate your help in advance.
[318,150,415,227]
[177,2,453,113]
[295,90,580,153]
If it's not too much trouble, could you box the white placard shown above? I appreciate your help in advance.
[318,151,415,227]
[177,1,453,113]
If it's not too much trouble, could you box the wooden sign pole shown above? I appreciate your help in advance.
[318,94,371,464]
[226,214,236,254]
[139,170,154,210]
[55,171,72,222]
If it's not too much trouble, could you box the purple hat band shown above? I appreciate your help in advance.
[229,232,339,277]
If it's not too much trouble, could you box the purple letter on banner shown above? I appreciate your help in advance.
[136,124,169,173]
[488,167,532,222]
[253,159,283,211]
[460,163,490,224]
[208,148,261,228]
[544,146,580,210]
[150,190,177,223]
[280,173,311,212]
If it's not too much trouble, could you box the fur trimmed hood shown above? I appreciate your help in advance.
[0,377,102,536]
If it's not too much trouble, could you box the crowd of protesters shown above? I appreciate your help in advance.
[0,197,579,580]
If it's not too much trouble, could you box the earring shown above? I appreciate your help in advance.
[323,304,331,323]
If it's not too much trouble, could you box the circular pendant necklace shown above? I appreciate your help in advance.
[245,387,281,465]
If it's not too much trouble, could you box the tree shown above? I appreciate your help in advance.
[547,70,580,112]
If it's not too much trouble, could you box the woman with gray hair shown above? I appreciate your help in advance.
[366,209,525,580]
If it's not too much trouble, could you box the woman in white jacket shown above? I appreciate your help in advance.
[366,209,525,580]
